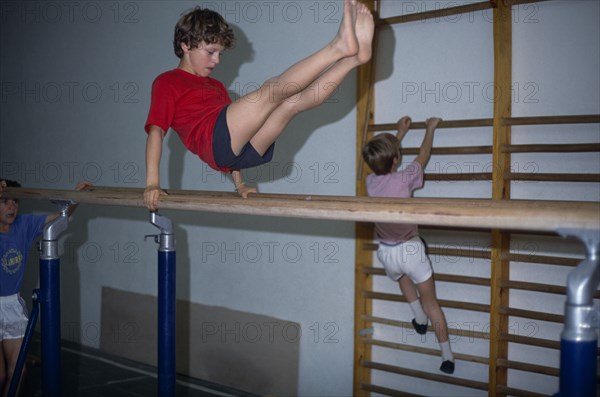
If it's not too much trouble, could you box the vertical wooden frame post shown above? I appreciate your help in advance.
[489,2,512,396]
[354,1,377,395]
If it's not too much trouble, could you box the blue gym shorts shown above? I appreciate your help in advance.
[212,105,275,170]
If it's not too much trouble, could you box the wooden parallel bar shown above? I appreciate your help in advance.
[378,1,492,26]
[5,187,599,233]
[502,114,600,126]
[370,118,493,132]
[362,360,488,391]
[502,143,600,153]
[364,338,488,365]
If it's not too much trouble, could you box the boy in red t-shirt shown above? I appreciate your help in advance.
[144,0,374,210]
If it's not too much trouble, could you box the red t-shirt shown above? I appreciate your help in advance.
[145,68,232,172]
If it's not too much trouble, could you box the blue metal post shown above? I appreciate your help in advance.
[149,212,176,397]
[556,229,600,397]
[39,201,73,397]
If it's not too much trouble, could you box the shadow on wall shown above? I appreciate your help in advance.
[100,287,300,395]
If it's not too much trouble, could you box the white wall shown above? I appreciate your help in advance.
[0,1,358,395]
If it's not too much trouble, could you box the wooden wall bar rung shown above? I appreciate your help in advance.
[363,266,599,297]
[378,1,492,26]
[6,187,599,233]
[495,385,548,397]
[401,146,493,155]
[368,114,599,132]
[365,338,488,365]
[363,291,491,313]
[501,280,578,297]
[425,173,492,181]
[363,315,490,341]
[502,143,600,153]
[502,114,600,126]
[364,247,590,270]
[496,359,559,377]
[501,334,560,350]
[500,307,563,323]
[362,360,489,391]
[360,383,422,397]
[507,173,600,182]
[508,253,580,267]
[369,118,493,132]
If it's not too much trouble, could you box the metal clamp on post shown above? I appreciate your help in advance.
[148,211,175,252]
[555,228,600,397]
[40,200,75,259]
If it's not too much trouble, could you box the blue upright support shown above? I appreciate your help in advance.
[38,200,73,397]
[148,212,176,397]
[556,229,600,397]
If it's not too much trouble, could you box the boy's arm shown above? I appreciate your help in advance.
[414,117,441,168]
[144,125,167,211]
[231,170,257,198]
[396,116,412,142]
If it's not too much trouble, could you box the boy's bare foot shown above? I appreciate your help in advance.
[332,0,359,58]
[355,2,375,64]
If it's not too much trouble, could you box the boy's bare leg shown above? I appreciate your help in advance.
[416,277,449,343]
[226,0,365,154]
[398,274,419,302]
[249,2,374,154]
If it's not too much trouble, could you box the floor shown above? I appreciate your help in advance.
[23,337,257,397]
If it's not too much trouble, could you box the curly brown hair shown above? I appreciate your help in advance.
[173,7,235,58]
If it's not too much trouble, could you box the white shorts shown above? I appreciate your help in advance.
[0,294,29,340]
[377,235,433,284]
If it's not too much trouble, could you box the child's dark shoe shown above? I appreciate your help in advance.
[440,360,455,374]
[411,318,428,335]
